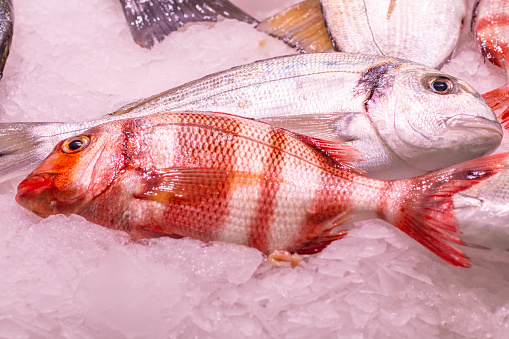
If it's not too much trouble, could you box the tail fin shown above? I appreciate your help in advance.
[256,0,334,53]
[383,152,509,267]
[0,122,69,182]
[482,82,509,129]
[118,0,258,49]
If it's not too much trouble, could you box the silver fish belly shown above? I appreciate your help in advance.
[0,53,501,182]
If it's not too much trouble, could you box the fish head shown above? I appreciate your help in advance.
[16,123,126,217]
[366,63,503,173]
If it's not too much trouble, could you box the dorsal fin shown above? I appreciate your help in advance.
[293,133,365,175]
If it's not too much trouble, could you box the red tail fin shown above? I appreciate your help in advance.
[384,152,509,267]
[482,82,509,129]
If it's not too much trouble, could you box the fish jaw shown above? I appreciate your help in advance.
[16,173,64,217]
[406,114,503,172]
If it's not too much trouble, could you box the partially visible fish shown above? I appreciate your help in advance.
[453,161,509,250]
[0,53,502,182]
[0,0,13,78]
[118,0,257,49]
[257,0,467,69]
[472,0,509,127]
[15,111,509,267]
[256,0,333,53]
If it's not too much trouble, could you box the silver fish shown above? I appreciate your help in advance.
[0,53,502,182]
[0,0,13,78]
[258,0,467,69]
[453,161,509,250]
[118,0,257,49]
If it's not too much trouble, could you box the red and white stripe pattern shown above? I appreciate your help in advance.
[19,110,508,267]
[90,111,376,255]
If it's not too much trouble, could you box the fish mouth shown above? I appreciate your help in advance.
[16,173,57,218]
[444,115,503,137]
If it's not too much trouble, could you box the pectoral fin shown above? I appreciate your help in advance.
[135,167,263,204]
[259,113,367,168]
[256,0,334,53]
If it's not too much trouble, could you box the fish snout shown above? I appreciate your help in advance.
[16,173,58,218]
[441,114,503,163]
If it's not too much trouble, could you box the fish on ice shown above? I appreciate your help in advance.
[0,53,502,182]
[15,111,509,268]
[257,0,467,69]
[472,0,509,127]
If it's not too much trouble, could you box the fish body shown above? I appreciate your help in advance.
[0,0,12,78]
[15,111,509,267]
[0,53,502,182]
[321,0,467,68]
[257,0,466,69]
[473,0,509,127]
[453,164,509,250]
[118,0,257,48]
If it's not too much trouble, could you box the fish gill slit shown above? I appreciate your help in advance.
[361,80,419,171]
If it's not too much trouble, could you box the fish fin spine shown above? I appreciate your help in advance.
[295,133,365,173]
[294,229,348,254]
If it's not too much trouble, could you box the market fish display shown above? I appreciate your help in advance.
[257,0,467,69]
[0,0,13,78]
[118,0,256,48]
[15,111,509,267]
[0,53,502,182]
[473,0,509,127]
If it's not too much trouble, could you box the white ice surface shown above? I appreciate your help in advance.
[1,0,509,338]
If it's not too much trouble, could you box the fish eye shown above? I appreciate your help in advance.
[62,136,90,154]
[426,76,454,95]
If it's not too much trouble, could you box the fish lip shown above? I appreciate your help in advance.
[16,173,57,218]
[443,115,503,136]
[17,173,55,193]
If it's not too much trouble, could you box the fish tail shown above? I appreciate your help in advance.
[381,152,509,267]
[256,0,334,53]
[118,0,258,49]
[0,122,66,182]
[482,82,509,128]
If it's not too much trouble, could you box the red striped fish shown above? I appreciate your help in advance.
[473,0,509,127]
[15,111,509,267]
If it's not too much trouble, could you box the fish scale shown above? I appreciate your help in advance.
[15,110,509,267]
[0,53,502,181]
